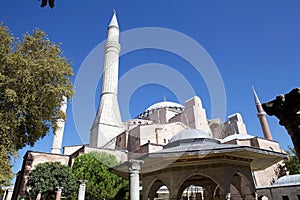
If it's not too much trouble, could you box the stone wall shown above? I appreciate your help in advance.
[257,185,300,200]
[12,151,70,198]
[128,122,185,152]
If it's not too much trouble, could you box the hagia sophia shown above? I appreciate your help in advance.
[8,11,300,200]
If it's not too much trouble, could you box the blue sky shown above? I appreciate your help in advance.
[1,1,299,180]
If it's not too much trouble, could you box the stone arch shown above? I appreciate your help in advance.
[177,173,222,200]
[229,184,243,199]
[231,171,256,199]
[146,178,170,200]
[213,185,224,200]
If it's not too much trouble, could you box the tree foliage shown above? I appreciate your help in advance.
[0,150,13,186]
[25,162,77,199]
[0,23,73,184]
[39,0,55,8]
[0,24,15,185]
[283,147,300,175]
[72,152,129,200]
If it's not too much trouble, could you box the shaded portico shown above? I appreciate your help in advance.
[140,154,267,200]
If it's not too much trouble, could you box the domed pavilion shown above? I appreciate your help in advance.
[112,128,285,200]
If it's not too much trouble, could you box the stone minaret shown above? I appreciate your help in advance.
[252,87,273,140]
[51,96,67,154]
[90,11,124,148]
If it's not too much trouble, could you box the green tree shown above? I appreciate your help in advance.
[0,24,15,185]
[283,147,300,175]
[0,149,13,186]
[0,23,73,184]
[24,162,77,199]
[72,152,129,200]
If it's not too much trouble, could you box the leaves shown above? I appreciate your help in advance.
[284,147,300,175]
[25,162,77,199]
[0,145,14,186]
[0,23,73,184]
[72,152,129,200]
[39,0,55,8]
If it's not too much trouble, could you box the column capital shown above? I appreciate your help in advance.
[226,193,231,200]
[78,180,88,184]
[55,187,63,200]
[252,192,258,200]
[128,159,144,173]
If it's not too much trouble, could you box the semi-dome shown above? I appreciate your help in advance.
[146,101,184,111]
[221,134,254,143]
[274,174,300,186]
[170,129,212,143]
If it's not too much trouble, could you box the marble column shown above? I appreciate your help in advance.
[51,96,67,154]
[78,180,88,200]
[226,193,231,200]
[56,187,63,200]
[253,192,258,200]
[3,186,14,200]
[129,160,144,200]
[36,192,41,200]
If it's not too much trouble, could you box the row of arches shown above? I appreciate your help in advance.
[143,171,257,200]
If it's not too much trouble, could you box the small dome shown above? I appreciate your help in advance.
[146,101,184,111]
[274,174,300,186]
[170,129,212,143]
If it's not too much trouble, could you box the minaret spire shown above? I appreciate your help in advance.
[51,96,67,154]
[90,11,124,148]
[109,9,119,28]
[252,86,261,105]
[252,86,273,140]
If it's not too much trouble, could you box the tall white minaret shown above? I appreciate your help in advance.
[90,11,124,148]
[252,86,273,140]
[51,96,67,154]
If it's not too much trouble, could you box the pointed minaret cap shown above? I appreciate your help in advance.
[109,9,119,28]
[252,86,261,105]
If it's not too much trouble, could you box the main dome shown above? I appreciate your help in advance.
[146,101,184,111]
[137,101,184,119]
